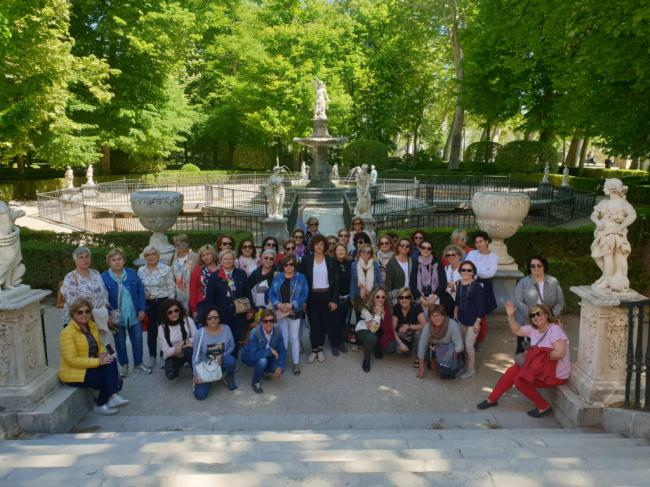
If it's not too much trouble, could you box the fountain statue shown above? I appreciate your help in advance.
[0,202,26,294]
[331,162,339,181]
[370,165,378,185]
[300,161,310,181]
[64,166,74,189]
[542,161,550,183]
[85,164,95,186]
[293,78,345,188]
[355,164,372,218]
[265,167,286,220]
[561,166,570,187]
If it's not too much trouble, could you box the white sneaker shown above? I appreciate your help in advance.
[133,364,152,374]
[459,369,476,380]
[351,345,360,352]
[307,352,317,364]
[317,350,326,363]
[94,404,118,415]
[119,365,129,378]
[106,394,130,408]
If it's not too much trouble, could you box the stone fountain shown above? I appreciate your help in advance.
[131,191,183,265]
[293,78,345,188]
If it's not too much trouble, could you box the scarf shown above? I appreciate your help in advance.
[218,267,236,292]
[417,254,438,297]
[376,250,394,282]
[200,265,216,297]
[430,316,449,340]
[357,259,374,291]
[108,269,137,327]
[295,243,306,258]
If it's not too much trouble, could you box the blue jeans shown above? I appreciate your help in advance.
[330,298,350,349]
[242,354,282,385]
[114,322,144,367]
[65,360,120,406]
[194,354,237,400]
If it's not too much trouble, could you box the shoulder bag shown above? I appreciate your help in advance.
[193,328,222,382]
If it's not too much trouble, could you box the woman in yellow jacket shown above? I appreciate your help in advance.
[59,298,129,415]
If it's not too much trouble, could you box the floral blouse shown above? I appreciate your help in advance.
[61,269,109,322]
[137,263,175,300]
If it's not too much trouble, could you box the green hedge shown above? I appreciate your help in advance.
[572,167,648,180]
[495,140,558,173]
[464,141,502,164]
[381,221,650,313]
[342,140,389,169]
[21,229,253,291]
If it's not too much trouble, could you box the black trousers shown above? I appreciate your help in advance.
[306,291,333,350]
[145,298,166,358]
[164,347,193,380]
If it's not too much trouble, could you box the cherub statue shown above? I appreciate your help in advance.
[64,166,74,189]
[85,164,95,186]
[0,201,26,292]
[313,78,330,120]
[331,162,339,181]
[265,168,286,220]
[300,161,310,181]
[590,178,637,293]
[355,164,372,217]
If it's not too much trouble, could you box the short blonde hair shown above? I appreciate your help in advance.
[172,233,190,246]
[198,244,218,263]
[105,247,126,265]
[443,244,465,260]
[218,249,236,261]
[69,297,93,317]
[142,245,159,257]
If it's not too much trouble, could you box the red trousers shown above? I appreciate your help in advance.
[488,364,566,410]
[477,315,487,342]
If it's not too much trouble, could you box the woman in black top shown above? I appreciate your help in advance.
[391,287,427,359]
[410,239,454,316]
[298,235,339,364]
[247,249,277,313]
[333,243,352,355]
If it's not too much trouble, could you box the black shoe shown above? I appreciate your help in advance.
[339,343,348,353]
[263,373,271,380]
[331,347,340,357]
[362,360,370,373]
[477,399,498,410]
[224,376,238,392]
[527,407,552,418]
[252,383,264,394]
[374,349,383,360]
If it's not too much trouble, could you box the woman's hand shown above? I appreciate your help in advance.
[137,311,146,321]
[398,342,409,354]
[99,353,114,365]
[504,301,515,317]
[193,375,203,385]
[329,302,338,311]
[473,321,481,334]
[270,348,279,359]
[417,365,425,379]
[448,282,456,292]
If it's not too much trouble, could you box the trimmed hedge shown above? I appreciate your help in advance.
[464,141,502,164]
[381,221,650,313]
[495,140,558,173]
[21,229,253,292]
[342,140,389,169]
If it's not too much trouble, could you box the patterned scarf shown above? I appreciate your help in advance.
[416,254,438,297]
[357,258,375,291]
[376,250,394,282]
[200,265,216,296]
[218,267,236,292]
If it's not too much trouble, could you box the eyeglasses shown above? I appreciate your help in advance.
[175,243,189,248]
[263,256,275,261]
[530,263,544,269]
[360,249,371,254]
[262,318,275,323]
[399,243,410,248]
[144,253,157,258]
[375,295,387,300]
[420,245,432,251]
[398,295,411,300]
[380,241,391,246]
[460,268,473,273]
[529,311,544,319]
[459,237,468,241]
[339,233,349,238]
[328,241,337,246]
[75,309,91,316]
[167,308,180,315]
[221,241,233,247]
[309,223,318,227]
[283,262,296,267]
[242,244,253,249]
[284,246,295,251]
[206,315,219,321]
[265,243,278,248]
[294,236,304,240]
[445,253,457,258]
[413,236,424,240]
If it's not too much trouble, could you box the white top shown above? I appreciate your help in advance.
[445,264,461,284]
[466,250,498,279]
[157,318,198,359]
[138,263,175,300]
[313,259,329,289]
[398,259,410,282]
[355,308,382,333]
[536,281,544,302]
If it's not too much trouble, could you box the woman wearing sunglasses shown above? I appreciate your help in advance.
[241,309,287,393]
[384,238,415,303]
[158,299,197,381]
[248,249,278,314]
[410,230,426,259]
[376,236,395,283]
[236,238,259,277]
[59,298,129,415]
[291,229,307,258]
[478,301,570,418]
[269,255,308,374]
[513,256,564,354]
[442,244,465,300]
[391,288,426,358]
[351,243,382,315]
[410,239,453,316]
[355,287,392,372]
[261,237,283,266]
[453,260,486,379]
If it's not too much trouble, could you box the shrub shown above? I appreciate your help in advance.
[495,140,557,173]
[341,140,389,169]
[628,185,650,204]
[180,163,201,172]
[233,146,274,170]
[464,141,502,164]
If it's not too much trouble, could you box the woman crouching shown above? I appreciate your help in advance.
[416,304,464,380]
[158,299,197,380]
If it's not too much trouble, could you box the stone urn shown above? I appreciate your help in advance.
[130,191,183,264]
[471,192,530,272]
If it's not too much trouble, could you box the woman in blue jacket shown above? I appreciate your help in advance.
[268,254,308,375]
[241,310,287,393]
[101,248,150,377]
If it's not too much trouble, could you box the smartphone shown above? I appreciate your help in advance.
[106,343,115,355]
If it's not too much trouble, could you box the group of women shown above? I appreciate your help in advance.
[58,222,570,418]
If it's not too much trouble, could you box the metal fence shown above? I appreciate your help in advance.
[624,299,650,410]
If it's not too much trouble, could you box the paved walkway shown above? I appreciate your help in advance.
[11,201,75,233]
[42,303,579,432]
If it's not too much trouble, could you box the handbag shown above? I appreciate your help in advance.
[193,328,222,383]
[514,327,551,367]
[234,297,251,314]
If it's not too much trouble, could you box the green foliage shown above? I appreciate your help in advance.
[180,163,201,172]
[628,186,650,204]
[571,167,648,180]
[464,141,501,164]
[341,140,389,168]
[233,146,274,170]
[495,140,557,173]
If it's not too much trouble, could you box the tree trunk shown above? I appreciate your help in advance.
[448,104,464,169]
[100,145,111,174]
[564,133,583,167]
[16,154,25,177]
[578,136,590,168]
[447,6,464,170]
[480,127,488,141]
[443,121,453,161]
[226,140,236,168]
[405,133,412,156]
[491,127,501,142]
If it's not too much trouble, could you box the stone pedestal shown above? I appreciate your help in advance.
[557,186,575,199]
[537,181,553,200]
[0,288,55,410]
[493,269,523,313]
[568,286,646,405]
[81,184,98,199]
[263,218,290,244]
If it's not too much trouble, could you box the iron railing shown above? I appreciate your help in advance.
[624,299,650,411]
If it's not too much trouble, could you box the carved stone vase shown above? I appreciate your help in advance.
[131,191,183,265]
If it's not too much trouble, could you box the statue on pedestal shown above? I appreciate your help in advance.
[561,166,570,187]
[265,168,286,220]
[85,164,95,186]
[313,78,329,120]
[64,166,74,189]
[0,202,26,293]
[300,161,310,181]
[370,165,378,185]
[590,178,637,293]
[331,162,339,181]
[542,161,550,183]
[355,164,372,217]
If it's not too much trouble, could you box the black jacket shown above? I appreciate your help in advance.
[298,254,340,304]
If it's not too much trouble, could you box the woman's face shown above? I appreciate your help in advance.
[308,221,319,233]
[397,240,411,256]
[221,254,234,270]
[327,239,337,253]
[262,316,275,333]
[241,241,254,257]
[175,242,189,257]
[445,250,459,266]
[314,241,325,254]
[293,233,305,245]
[529,308,549,327]
[459,264,474,280]
[219,238,234,251]
[475,236,488,251]
[73,305,91,326]
[359,247,372,262]
[261,253,275,269]
[144,250,160,266]
[430,312,445,327]
[283,243,295,255]
[283,261,296,275]
[338,231,350,244]
[166,304,181,323]
[419,242,432,258]
[378,238,393,252]
[373,292,387,307]
[397,291,412,308]
[413,233,424,247]
[201,251,215,265]
[205,311,220,328]
[335,246,346,260]
[453,233,467,246]
[75,252,91,271]
[264,240,278,252]
[530,259,545,277]
[352,220,363,232]
[109,254,125,271]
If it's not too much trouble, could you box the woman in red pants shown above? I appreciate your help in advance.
[477,301,570,418]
